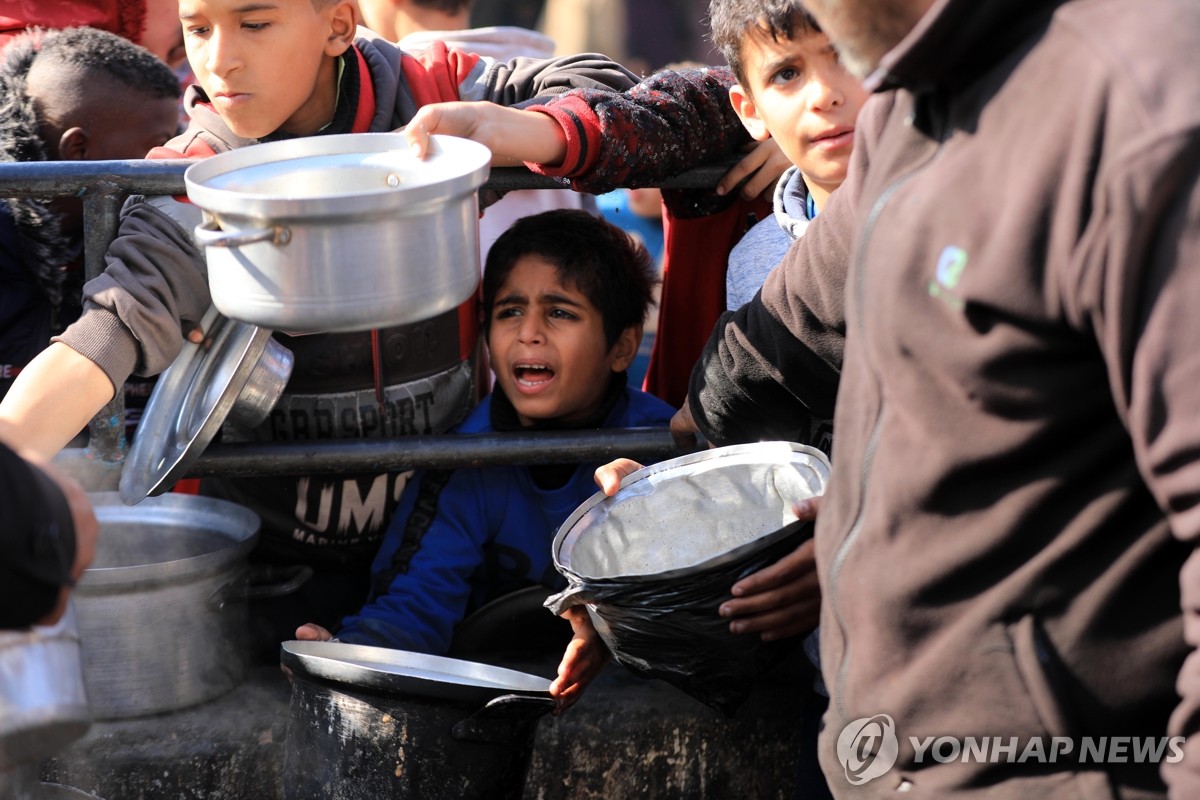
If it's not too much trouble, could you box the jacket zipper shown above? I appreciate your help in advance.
[827,101,948,724]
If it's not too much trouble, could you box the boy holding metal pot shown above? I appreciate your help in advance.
[297,209,675,709]
[0,0,638,654]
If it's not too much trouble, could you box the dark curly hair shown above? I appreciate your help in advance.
[483,209,658,350]
[708,0,821,87]
[31,26,181,101]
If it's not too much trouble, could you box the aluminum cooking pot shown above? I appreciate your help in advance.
[185,133,491,333]
[0,605,90,770]
[75,493,306,719]
[281,640,555,800]
[545,442,831,714]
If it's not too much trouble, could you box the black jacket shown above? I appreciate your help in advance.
[0,441,76,628]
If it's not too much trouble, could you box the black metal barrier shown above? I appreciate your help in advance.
[0,159,719,473]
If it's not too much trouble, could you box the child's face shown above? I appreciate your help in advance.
[729,26,869,202]
[180,0,355,139]
[487,256,639,427]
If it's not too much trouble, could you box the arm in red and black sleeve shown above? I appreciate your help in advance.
[524,66,754,193]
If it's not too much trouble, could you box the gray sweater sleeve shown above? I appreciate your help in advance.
[55,196,210,389]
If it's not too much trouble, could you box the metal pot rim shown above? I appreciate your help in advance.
[184,133,491,220]
[79,493,260,588]
[551,441,831,582]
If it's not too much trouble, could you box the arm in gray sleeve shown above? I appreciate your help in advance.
[55,195,210,388]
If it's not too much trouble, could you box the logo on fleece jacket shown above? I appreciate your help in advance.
[927,245,968,310]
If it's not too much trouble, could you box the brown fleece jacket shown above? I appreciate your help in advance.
[689,0,1200,797]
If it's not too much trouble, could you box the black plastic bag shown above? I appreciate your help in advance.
[547,520,813,716]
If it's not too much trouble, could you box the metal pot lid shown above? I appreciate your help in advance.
[119,306,289,505]
[552,442,831,582]
[281,641,552,704]
[184,133,492,221]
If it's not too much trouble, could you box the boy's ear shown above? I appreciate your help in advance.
[324,1,357,57]
[729,84,770,142]
[58,128,88,160]
[609,325,642,374]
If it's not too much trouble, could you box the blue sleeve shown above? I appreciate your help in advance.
[335,467,492,654]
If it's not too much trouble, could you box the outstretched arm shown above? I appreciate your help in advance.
[404,101,568,166]
[0,342,114,459]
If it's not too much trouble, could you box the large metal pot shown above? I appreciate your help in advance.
[74,493,294,719]
[546,442,831,714]
[185,133,492,333]
[281,640,555,800]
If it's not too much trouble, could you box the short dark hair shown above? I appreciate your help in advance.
[708,0,821,87]
[33,26,181,100]
[483,209,658,350]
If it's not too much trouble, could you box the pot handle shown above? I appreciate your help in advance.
[194,218,292,248]
[451,693,557,744]
[208,564,315,610]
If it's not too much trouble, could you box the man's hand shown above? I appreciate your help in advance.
[402,102,568,167]
[295,623,334,641]
[720,497,823,641]
[716,138,790,202]
[669,402,712,451]
[549,606,611,713]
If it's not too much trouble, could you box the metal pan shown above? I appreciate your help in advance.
[280,640,551,704]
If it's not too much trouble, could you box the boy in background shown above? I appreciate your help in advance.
[0,0,637,646]
[0,27,181,401]
[402,0,865,644]
[712,0,866,313]
[297,209,674,709]
[400,1,861,785]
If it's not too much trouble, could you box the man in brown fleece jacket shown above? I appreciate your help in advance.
[665,0,1200,797]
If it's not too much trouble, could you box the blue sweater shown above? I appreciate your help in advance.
[335,386,675,653]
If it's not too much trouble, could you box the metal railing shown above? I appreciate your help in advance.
[0,158,721,475]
